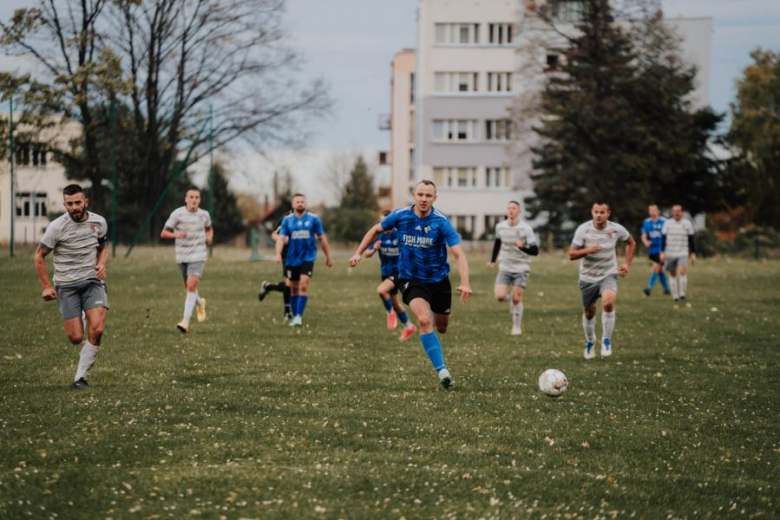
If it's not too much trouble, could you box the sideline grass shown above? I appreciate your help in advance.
[2,247,779,519]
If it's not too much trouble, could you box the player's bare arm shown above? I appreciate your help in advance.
[205,225,214,245]
[619,235,637,277]
[34,245,57,301]
[95,244,109,280]
[274,232,286,263]
[450,243,472,305]
[364,240,382,259]
[641,232,651,248]
[568,243,601,261]
[317,233,334,268]
[349,223,383,267]
[160,227,186,239]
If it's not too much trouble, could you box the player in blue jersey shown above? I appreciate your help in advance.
[641,204,671,296]
[275,194,333,327]
[364,210,418,341]
[349,180,472,389]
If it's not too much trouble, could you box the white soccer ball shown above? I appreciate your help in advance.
[538,369,568,397]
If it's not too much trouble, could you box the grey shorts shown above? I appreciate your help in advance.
[56,278,109,321]
[495,270,530,288]
[179,262,205,281]
[665,256,688,272]
[578,274,618,308]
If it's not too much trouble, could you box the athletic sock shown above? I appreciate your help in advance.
[283,286,292,316]
[290,295,300,316]
[659,272,670,292]
[195,291,202,307]
[297,296,308,317]
[602,310,615,342]
[398,311,410,324]
[670,277,679,299]
[679,275,688,297]
[183,291,198,323]
[74,340,100,381]
[512,303,523,327]
[273,281,287,292]
[420,332,445,371]
[647,272,658,290]
[582,314,596,343]
[382,298,393,313]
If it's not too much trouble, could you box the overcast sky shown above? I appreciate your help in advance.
[1,0,779,203]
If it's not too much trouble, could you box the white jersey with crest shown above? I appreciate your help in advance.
[40,212,108,285]
[163,207,212,263]
[495,220,537,273]
[662,218,694,257]
[571,220,631,283]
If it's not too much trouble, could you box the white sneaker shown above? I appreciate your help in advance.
[288,315,303,327]
[511,325,522,336]
[601,339,612,357]
[438,368,452,389]
[584,341,596,360]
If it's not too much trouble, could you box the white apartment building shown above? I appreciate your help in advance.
[390,0,712,240]
[0,117,80,245]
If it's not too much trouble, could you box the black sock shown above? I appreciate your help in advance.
[283,286,292,315]
[274,281,287,292]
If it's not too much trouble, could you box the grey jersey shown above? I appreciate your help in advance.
[40,212,108,285]
[495,220,537,273]
[571,220,631,283]
[164,207,212,263]
[662,218,694,257]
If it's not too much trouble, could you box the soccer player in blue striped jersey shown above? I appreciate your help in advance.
[641,204,670,296]
[350,180,472,389]
[364,210,418,341]
[275,194,333,327]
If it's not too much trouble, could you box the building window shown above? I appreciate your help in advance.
[410,73,416,104]
[14,143,48,167]
[549,0,584,22]
[434,72,479,93]
[484,214,505,236]
[435,23,480,45]
[433,167,477,189]
[485,120,513,141]
[485,167,510,188]
[432,120,478,142]
[488,23,514,45]
[487,72,513,93]
[15,192,48,217]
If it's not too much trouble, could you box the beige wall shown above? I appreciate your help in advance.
[391,49,417,209]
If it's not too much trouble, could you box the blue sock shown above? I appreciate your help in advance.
[398,311,409,324]
[420,332,445,372]
[290,296,300,316]
[647,272,658,290]
[297,296,308,317]
[382,298,393,312]
[659,272,670,292]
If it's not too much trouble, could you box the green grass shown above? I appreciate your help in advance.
[2,247,779,519]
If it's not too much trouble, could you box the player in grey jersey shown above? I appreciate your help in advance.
[161,188,213,333]
[569,202,636,359]
[34,184,109,389]
[660,204,696,301]
[487,201,539,335]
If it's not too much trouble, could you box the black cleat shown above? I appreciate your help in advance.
[643,288,651,297]
[71,378,90,390]
[679,295,686,301]
[258,281,270,302]
[663,290,671,296]
[438,368,453,390]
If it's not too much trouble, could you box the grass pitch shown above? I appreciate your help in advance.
[2,247,779,519]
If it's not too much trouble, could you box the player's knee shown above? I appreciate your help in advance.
[89,322,105,338]
[186,280,198,292]
[417,313,432,329]
[512,294,522,305]
[67,332,84,345]
[584,309,596,320]
[377,286,387,298]
[435,323,448,334]
[603,302,615,312]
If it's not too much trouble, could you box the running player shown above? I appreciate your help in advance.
[349,180,472,389]
[641,204,671,296]
[258,211,293,322]
[660,204,696,301]
[487,201,539,335]
[569,201,636,359]
[275,194,333,327]
[33,184,109,389]
[364,209,417,341]
[161,188,213,333]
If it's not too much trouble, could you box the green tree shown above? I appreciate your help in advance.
[526,0,724,237]
[728,49,780,229]
[324,155,379,243]
[200,162,245,244]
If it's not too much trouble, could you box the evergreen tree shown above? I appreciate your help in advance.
[324,155,379,242]
[200,162,245,244]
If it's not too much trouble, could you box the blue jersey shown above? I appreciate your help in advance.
[368,230,401,277]
[641,217,666,255]
[380,206,461,283]
[279,211,324,266]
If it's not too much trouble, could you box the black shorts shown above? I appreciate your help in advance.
[649,253,662,265]
[285,262,314,282]
[398,276,452,315]
[381,272,399,296]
